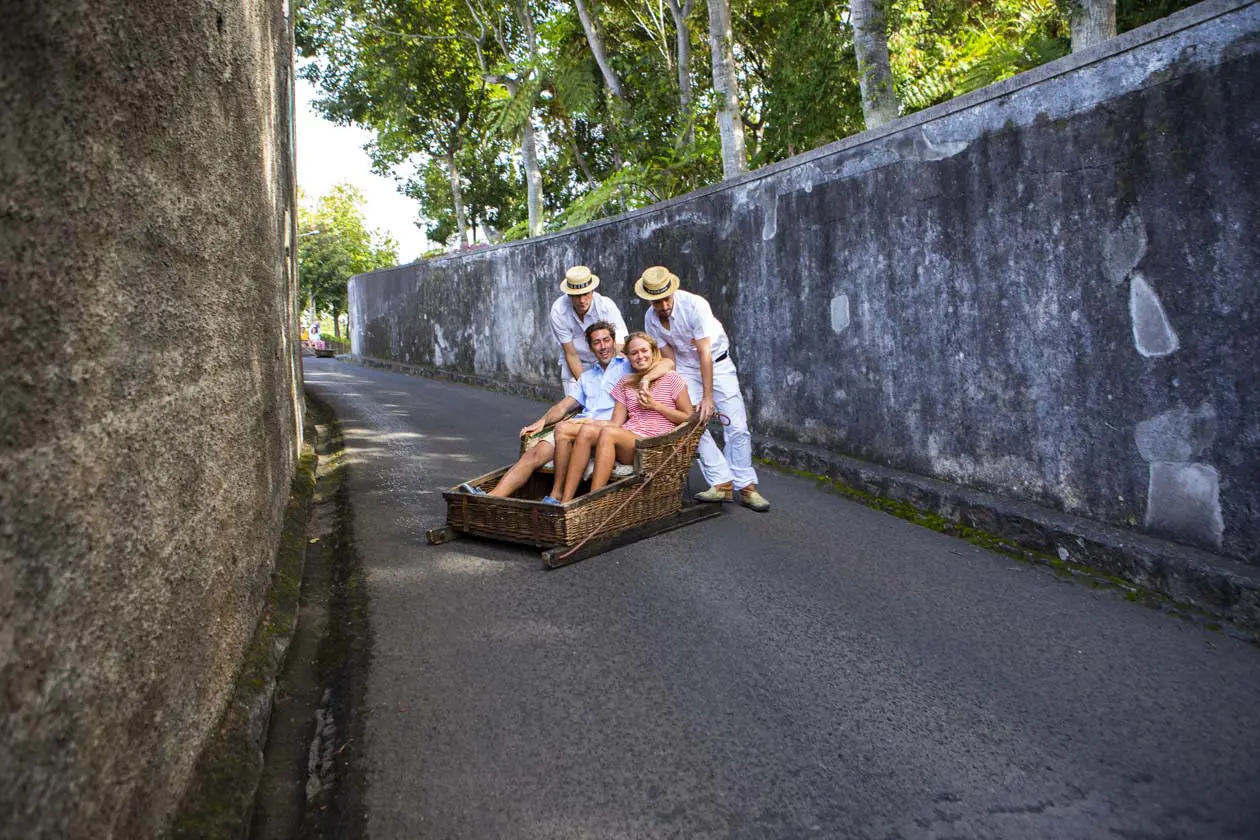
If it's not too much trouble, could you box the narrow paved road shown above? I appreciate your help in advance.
[305,358,1259,840]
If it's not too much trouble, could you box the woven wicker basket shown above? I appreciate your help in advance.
[442,417,706,549]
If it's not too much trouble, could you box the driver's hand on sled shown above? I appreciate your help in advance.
[697,396,716,424]
[520,419,545,438]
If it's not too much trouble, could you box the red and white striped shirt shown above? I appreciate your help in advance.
[611,372,686,438]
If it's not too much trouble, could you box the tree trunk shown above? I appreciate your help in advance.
[850,0,898,130]
[568,123,598,186]
[521,117,544,236]
[666,0,694,144]
[444,148,469,248]
[1070,0,1116,52]
[489,69,545,237]
[573,0,625,99]
[515,5,545,236]
[706,0,747,178]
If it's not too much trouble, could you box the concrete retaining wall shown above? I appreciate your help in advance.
[0,0,299,835]
[349,0,1259,566]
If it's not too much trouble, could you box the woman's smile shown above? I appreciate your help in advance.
[628,343,653,370]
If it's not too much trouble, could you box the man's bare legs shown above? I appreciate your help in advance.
[589,426,639,493]
[548,420,582,499]
[487,441,555,498]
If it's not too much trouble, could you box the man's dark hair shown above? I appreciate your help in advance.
[585,320,616,346]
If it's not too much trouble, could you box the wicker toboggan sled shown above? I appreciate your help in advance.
[425,415,722,568]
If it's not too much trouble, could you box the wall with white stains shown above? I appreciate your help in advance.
[350,0,1260,563]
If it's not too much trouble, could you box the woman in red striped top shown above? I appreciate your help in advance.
[556,332,694,502]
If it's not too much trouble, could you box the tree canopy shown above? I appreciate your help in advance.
[296,0,1195,251]
[298,185,399,332]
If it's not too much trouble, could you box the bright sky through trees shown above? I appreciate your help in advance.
[295,77,428,262]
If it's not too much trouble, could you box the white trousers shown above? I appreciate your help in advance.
[678,361,758,490]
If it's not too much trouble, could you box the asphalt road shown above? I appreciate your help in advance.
[304,358,1260,840]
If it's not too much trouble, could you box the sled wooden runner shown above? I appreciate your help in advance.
[540,503,723,568]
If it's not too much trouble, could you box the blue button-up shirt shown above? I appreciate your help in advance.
[575,356,631,420]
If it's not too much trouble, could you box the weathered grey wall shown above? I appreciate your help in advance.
[350,0,1259,565]
[0,0,299,835]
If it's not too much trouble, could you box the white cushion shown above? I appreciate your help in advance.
[538,461,635,479]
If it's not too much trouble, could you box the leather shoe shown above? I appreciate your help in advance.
[737,486,770,512]
[694,483,734,503]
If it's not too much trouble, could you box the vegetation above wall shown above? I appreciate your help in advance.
[296,0,1196,251]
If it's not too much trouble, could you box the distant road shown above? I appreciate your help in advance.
[305,357,1260,840]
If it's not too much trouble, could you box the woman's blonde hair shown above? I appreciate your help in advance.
[623,331,661,389]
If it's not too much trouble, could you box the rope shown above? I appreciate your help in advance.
[552,412,729,562]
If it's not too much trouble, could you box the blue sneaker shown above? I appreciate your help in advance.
[540,495,561,505]
[459,482,487,495]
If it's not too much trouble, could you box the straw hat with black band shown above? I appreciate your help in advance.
[561,265,600,295]
[634,266,680,301]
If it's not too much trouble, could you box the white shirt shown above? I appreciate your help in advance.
[549,292,629,374]
[644,289,730,376]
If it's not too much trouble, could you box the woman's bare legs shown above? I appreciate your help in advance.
[551,420,615,499]
[589,427,639,493]
[558,423,603,502]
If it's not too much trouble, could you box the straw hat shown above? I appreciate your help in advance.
[560,265,600,295]
[634,266,680,301]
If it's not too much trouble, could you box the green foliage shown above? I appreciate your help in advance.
[404,144,525,247]
[892,0,1070,113]
[499,218,532,242]
[490,76,544,139]
[550,54,600,117]
[296,0,1198,248]
[555,139,721,229]
[750,0,865,164]
[298,185,399,320]
[1116,0,1198,33]
[298,0,491,230]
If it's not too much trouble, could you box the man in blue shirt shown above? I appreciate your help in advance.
[462,321,668,499]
